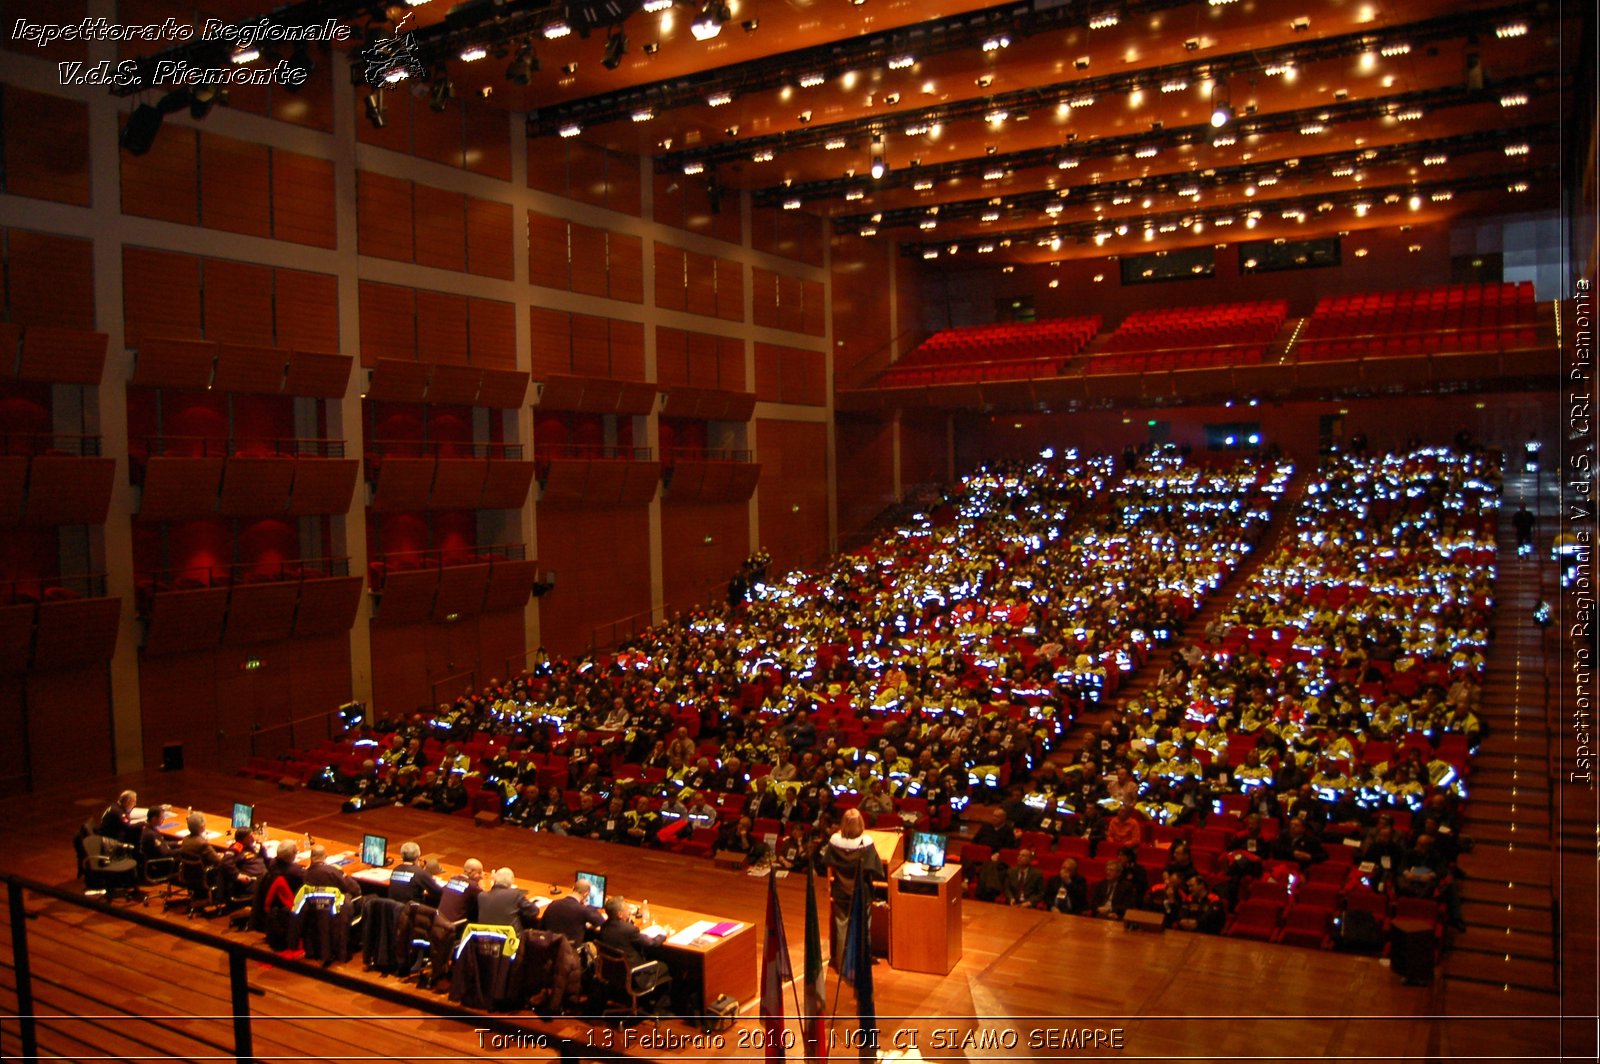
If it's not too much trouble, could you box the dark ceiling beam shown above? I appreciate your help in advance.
[658,0,1547,174]
[521,0,1201,138]
[838,123,1559,232]
[758,74,1552,211]
[892,164,1559,257]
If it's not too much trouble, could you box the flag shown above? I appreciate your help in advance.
[803,866,828,1061]
[761,868,793,1060]
[839,880,877,1061]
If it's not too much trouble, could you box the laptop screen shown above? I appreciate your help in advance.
[909,831,947,870]
[361,834,387,866]
[576,871,607,908]
[231,803,253,831]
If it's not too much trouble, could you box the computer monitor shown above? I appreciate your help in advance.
[231,803,253,831]
[909,831,947,871]
[361,833,388,867]
[576,871,607,908]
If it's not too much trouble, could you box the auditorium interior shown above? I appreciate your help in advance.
[0,0,1594,1059]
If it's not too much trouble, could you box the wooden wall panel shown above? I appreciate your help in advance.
[274,268,339,352]
[199,132,271,238]
[358,281,416,365]
[715,258,744,322]
[779,274,805,333]
[466,197,514,280]
[534,505,651,657]
[685,330,718,387]
[203,260,273,344]
[413,184,466,273]
[569,314,610,378]
[661,499,750,617]
[121,124,197,224]
[717,337,745,391]
[123,246,202,348]
[755,418,829,571]
[654,243,686,311]
[802,279,827,337]
[528,211,570,291]
[685,250,717,318]
[655,327,686,387]
[415,290,469,365]
[610,320,645,382]
[463,101,513,180]
[1,86,89,206]
[605,151,642,216]
[835,413,896,541]
[271,150,336,248]
[609,232,643,303]
[570,223,609,298]
[468,298,516,369]
[751,268,779,329]
[357,170,414,263]
[29,667,112,786]
[6,230,94,330]
[529,307,571,378]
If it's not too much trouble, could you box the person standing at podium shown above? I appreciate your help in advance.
[823,809,885,967]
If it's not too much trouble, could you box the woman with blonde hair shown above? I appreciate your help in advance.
[823,808,885,966]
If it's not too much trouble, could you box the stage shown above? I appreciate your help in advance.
[0,769,1567,1062]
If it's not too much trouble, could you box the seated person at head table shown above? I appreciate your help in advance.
[99,790,144,846]
[178,812,222,868]
[261,838,306,895]
[222,828,267,897]
[541,872,608,946]
[304,844,362,898]
[437,858,485,924]
[387,841,443,906]
[137,814,181,864]
[476,867,541,932]
[597,895,669,988]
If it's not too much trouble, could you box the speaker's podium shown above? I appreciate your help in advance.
[888,864,963,975]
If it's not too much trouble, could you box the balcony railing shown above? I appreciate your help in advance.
[137,557,352,594]
[371,543,527,573]
[0,433,103,457]
[140,436,347,458]
[540,443,653,461]
[661,447,753,463]
[3,572,109,604]
[365,439,525,460]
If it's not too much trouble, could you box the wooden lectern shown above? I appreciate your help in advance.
[888,864,963,975]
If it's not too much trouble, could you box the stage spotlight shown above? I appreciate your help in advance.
[283,44,314,90]
[120,102,164,155]
[691,1,730,40]
[602,28,628,70]
[364,92,386,129]
[189,85,227,120]
[870,134,887,179]
[1210,102,1232,127]
[506,43,538,84]
[428,74,455,112]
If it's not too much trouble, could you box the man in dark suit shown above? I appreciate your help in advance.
[476,867,541,932]
[1090,859,1140,918]
[597,896,668,990]
[99,790,143,846]
[436,859,485,925]
[542,873,606,946]
[1044,857,1090,915]
[1004,848,1046,907]
[178,812,221,870]
[304,844,362,898]
[387,841,443,905]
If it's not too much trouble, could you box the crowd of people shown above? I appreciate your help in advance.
[274,441,1491,951]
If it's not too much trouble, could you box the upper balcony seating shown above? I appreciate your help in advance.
[1296,282,1537,361]
[1084,299,1288,375]
[879,315,1102,387]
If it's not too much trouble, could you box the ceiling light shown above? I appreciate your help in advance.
[870,135,887,179]
[1088,12,1120,29]
[986,110,1008,126]
[1291,17,1310,31]
[1431,191,1453,202]
[914,179,934,190]
[1300,123,1325,135]
[858,226,877,236]
[558,123,582,138]
[630,108,653,122]
[1508,182,1529,192]
[460,44,488,62]
[1057,157,1080,169]
[1331,166,1354,177]
[1212,134,1237,146]
[798,110,812,122]
[825,137,848,149]
[1504,143,1530,156]
[1210,103,1233,128]
[919,219,937,230]
[1408,244,1422,253]
[504,43,536,83]
[1500,93,1528,107]
[844,189,864,200]
[707,91,732,107]
[1354,248,1368,257]
[799,72,825,88]
[683,160,705,175]
[752,149,774,162]
[230,46,260,64]
[1068,94,1096,109]
[782,198,801,210]
[560,62,578,75]
[981,35,1011,51]
[691,2,730,40]
[359,93,384,132]
[1134,146,1158,158]
[428,75,455,112]
[888,55,915,70]
[1495,22,1528,38]
[543,21,571,39]
[643,0,672,9]
[922,249,939,260]
[1395,108,1423,121]
[981,210,1000,222]
[1161,79,1188,93]
[1380,42,1410,56]
[983,168,1005,180]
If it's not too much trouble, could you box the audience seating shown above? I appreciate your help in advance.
[879,316,1101,387]
[1296,282,1537,361]
[1085,300,1287,374]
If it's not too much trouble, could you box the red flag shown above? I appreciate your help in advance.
[761,868,793,1059]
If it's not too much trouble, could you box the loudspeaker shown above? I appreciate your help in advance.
[160,743,184,772]
[1390,919,1436,985]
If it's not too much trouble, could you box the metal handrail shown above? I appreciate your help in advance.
[370,544,528,577]
[138,557,351,590]
[3,572,109,601]
[540,444,654,461]
[0,433,103,457]
[661,447,753,463]
[1,873,599,1064]
[140,435,348,458]
[366,439,525,460]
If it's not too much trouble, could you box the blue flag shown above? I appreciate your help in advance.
[839,882,876,1060]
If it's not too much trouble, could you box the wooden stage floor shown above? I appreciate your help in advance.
[0,769,1578,1062]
